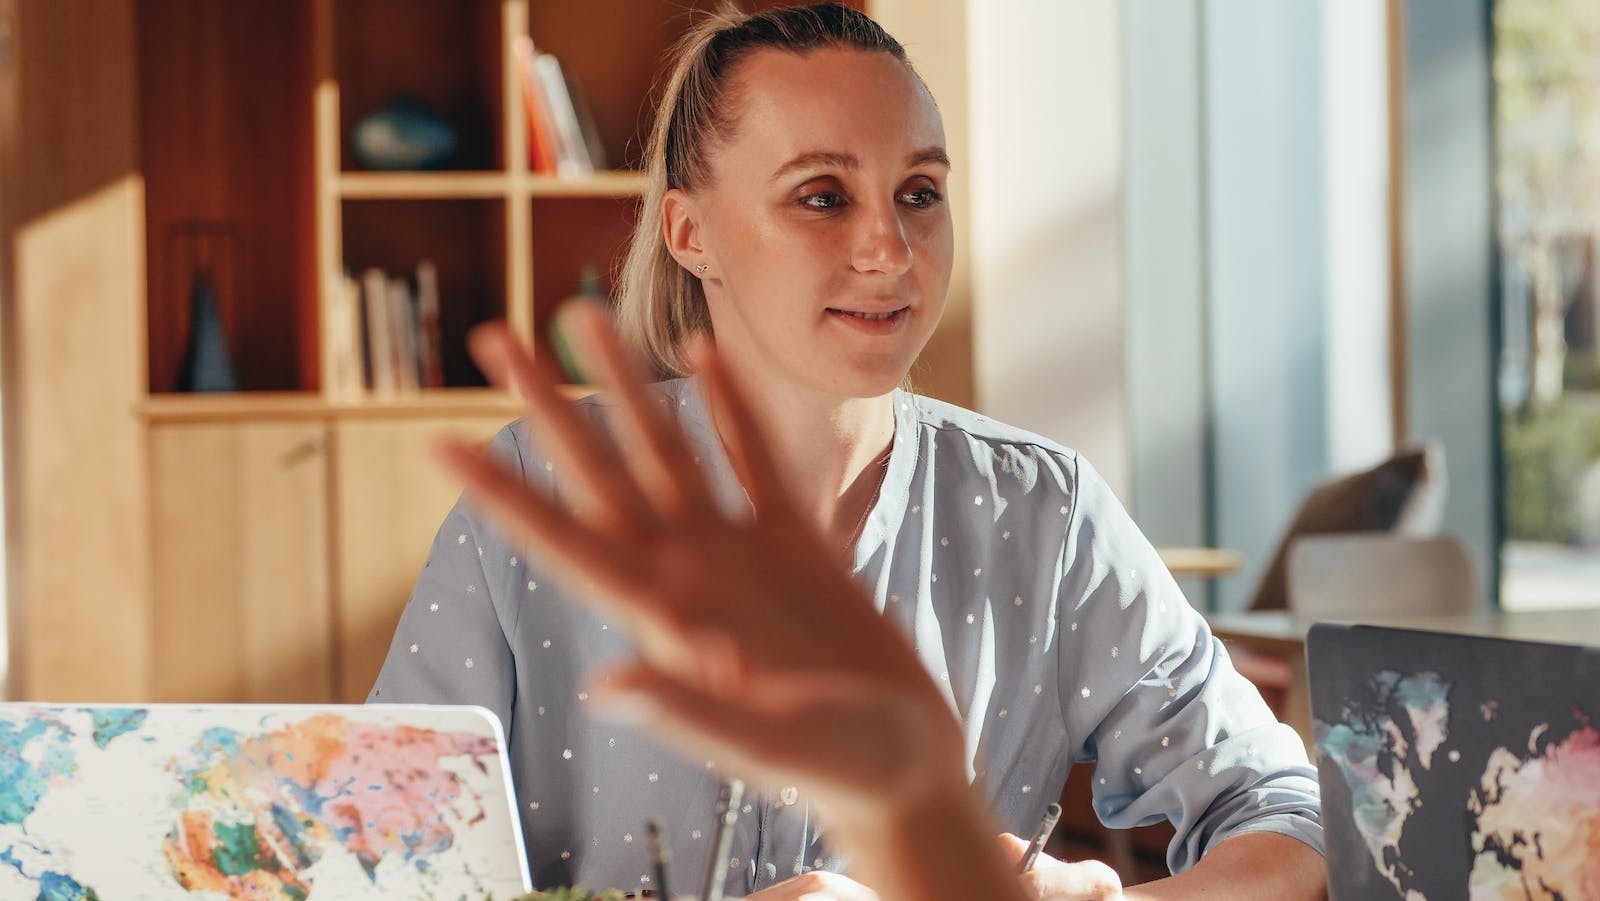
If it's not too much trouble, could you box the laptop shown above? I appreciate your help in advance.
[1307,622,1600,901]
[0,703,531,900]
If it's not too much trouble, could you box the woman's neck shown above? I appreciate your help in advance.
[709,365,896,548]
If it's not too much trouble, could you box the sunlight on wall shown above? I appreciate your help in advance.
[968,0,1129,496]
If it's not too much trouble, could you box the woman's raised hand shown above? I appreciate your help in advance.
[433,307,1034,901]
[432,306,961,816]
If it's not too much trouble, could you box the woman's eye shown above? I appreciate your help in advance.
[901,187,944,209]
[799,192,846,210]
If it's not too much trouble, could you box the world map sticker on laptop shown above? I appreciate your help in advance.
[1308,623,1600,901]
[0,704,531,900]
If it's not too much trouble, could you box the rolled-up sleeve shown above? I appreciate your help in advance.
[1054,455,1323,873]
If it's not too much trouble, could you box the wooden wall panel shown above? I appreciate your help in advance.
[332,415,509,702]
[1,0,149,700]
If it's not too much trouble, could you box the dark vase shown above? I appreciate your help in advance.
[176,268,238,392]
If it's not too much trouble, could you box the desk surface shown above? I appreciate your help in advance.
[1208,607,1600,657]
[1158,547,1244,578]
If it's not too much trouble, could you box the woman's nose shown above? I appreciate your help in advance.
[850,201,914,276]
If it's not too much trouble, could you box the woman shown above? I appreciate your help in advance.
[372,4,1325,899]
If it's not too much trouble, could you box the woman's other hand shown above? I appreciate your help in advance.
[997,833,1124,900]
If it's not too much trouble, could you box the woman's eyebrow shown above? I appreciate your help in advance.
[769,146,950,183]
[771,150,857,182]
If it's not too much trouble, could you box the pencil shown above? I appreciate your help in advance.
[1018,802,1063,873]
[700,779,745,901]
[646,817,671,900]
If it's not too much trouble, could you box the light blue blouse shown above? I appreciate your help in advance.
[370,378,1322,895]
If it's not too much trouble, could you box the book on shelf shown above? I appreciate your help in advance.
[334,261,446,399]
[567,65,608,171]
[329,273,366,401]
[534,54,593,177]
[512,37,561,174]
[513,37,605,176]
[415,260,445,390]
[386,275,422,393]
[360,267,397,396]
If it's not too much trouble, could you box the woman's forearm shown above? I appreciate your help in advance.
[1123,832,1327,901]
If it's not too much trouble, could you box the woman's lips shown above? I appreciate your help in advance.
[825,307,910,334]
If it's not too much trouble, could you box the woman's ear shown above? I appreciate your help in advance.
[662,188,709,275]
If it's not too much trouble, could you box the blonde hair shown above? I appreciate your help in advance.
[616,2,914,377]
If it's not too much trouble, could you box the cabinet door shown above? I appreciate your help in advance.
[149,421,333,702]
[332,416,510,702]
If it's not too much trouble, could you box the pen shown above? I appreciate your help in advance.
[646,817,672,900]
[1018,801,1063,873]
[700,779,746,901]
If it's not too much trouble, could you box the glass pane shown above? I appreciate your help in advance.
[1493,0,1600,609]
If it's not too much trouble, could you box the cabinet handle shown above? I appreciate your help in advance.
[282,436,328,466]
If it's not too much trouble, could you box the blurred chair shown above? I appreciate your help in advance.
[1231,443,1447,710]
[1270,533,1482,733]
[1247,442,1447,612]
[1285,533,1482,620]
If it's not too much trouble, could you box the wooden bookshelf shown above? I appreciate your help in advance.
[3,0,970,706]
[134,0,875,413]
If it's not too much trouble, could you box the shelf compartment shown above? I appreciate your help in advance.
[335,0,505,172]
[341,198,508,390]
[138,0,318,394]
[529,196,642,334]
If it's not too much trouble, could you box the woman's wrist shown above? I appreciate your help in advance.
[827,775,1032,901]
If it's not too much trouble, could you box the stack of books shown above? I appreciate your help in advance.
[513,36,607,176]
[327,260,446,400]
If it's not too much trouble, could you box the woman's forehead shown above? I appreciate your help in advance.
[719,47,945,167]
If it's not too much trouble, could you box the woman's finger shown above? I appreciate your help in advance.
[558,301,716,519]
[429,437,671,630]
[684,334,791,520]
[467,323,653,534]
[434,435,735,675]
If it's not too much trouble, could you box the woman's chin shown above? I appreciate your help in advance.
[816,359,917,399]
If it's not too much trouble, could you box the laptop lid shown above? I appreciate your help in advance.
[1307,622,1600,901]
[0,703,531,900]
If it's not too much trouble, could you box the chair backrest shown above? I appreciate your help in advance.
[1246,442,1446,611]
[1285,533,1482,620]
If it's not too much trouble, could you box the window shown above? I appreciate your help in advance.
[1493,0,1600,609]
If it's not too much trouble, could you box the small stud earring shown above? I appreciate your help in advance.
[694,263,709,274]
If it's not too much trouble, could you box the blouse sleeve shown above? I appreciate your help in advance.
[1053,454,1323,873]
[366,424,527,740]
